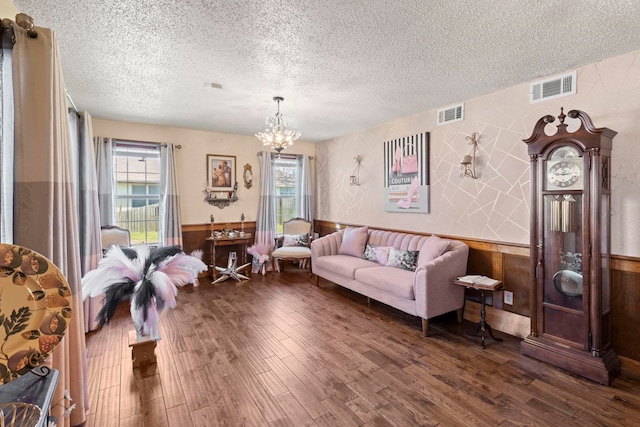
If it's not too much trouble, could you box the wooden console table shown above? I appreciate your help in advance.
[454,277,504,349]
[206,234,251,283]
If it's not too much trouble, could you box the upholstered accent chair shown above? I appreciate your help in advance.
[100,225,131,254]
[272,217,312,273]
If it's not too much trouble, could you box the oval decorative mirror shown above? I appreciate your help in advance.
[243,163,253,189]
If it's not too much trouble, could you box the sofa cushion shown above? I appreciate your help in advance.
[417,235,450,265]
[354,266,415,300]
[316,254,377,279]
[338,226,369,257]
[387,248,419,271]
[362,244,393,265]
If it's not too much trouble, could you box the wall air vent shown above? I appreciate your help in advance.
[437,103,464,125]
[530,71,576,103]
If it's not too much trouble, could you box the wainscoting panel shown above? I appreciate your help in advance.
[612,269,640,361]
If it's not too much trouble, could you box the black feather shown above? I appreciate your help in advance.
[121,247,139,260]
[144,245,183,272]
[134,278,157,322]
[96,279,136,325]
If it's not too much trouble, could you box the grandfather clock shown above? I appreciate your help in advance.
[521,108,620,385]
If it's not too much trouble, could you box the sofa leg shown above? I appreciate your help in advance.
[457,307,464,323]
[315,275,319,286]
[421,318,429,337]
[367,297,371,306]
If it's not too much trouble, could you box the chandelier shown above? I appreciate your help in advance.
[255,96,301,153]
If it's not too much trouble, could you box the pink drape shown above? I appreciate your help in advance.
[12,23,87,426]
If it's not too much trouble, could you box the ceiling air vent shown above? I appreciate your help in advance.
[530,71,576,103]
[437,103,464,125]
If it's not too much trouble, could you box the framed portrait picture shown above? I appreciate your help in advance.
[207,154,236,191]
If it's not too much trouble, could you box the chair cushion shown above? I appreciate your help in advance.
[283,219,312,235]
[338,226,369,257]
[272,246,312,259]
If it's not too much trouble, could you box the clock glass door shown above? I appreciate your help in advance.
[542,192,585,346]
[541,145,587,348]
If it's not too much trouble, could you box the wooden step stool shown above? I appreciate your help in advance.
[128,330,157,368]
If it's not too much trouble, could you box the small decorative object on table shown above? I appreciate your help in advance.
[240,213,245,235]
[210,215,215,237]
[247,243,270,275]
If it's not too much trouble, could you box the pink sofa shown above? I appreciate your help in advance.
[311,228,469,336]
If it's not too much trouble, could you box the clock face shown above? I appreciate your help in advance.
[545,146,583,190]
[548,161,581,187]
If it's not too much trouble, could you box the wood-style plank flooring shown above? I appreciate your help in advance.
[85,270,640,426]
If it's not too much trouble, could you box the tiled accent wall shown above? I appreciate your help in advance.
[316,49,640,257]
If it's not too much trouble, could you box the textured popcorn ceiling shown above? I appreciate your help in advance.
[12,0,640,142]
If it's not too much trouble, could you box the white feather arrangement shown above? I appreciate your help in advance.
[82,245,207,340]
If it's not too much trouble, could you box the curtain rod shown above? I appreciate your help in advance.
[1,14,39,44]
[112,138,181,149]
[257,152,313,159]
[66,89,79,113]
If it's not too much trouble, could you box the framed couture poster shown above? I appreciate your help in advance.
[384,132,430,213]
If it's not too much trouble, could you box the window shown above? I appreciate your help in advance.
[274,157,299,233]
[113,142,161,245]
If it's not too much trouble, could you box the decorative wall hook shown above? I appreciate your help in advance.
[460,132,479,179]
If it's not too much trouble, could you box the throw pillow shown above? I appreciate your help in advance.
[362,244,392,265]
[387,248,419,271]
[338,226,369,257]
[417,234,450,265]
[283,233,309,247]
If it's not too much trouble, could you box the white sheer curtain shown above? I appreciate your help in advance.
[254,151,276,272]
[9,21,87,426]
[94,136,115,226]
[69,111,103,332]
[0,46,14,242]
[160,143,182,246]
[296,154,313,221]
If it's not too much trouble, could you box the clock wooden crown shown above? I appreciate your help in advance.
[523,107,617,156]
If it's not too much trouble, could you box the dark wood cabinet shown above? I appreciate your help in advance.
[521,108,620,384]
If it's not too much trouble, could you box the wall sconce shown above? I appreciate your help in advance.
[460,132,479,179]
[350,155,362,186]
